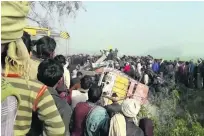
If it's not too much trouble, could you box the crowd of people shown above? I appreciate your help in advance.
[2,28,154,135]
[68,49,204,91]
[1,1,204,136]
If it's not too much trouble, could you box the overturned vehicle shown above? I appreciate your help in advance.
[95,67,149,106]
[70,50,149,106]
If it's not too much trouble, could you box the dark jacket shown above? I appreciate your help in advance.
[104,103,122,117]
[48,87,72,136]
[139,118,154,136]
[125,118,144,136]
[107,52,114,60]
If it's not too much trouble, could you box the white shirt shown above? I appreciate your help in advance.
[149,60,153,68]
[72,69,78,78]
[137,63,142,75]
[132,65,136,71]
[63,65,70,89]
[71,88,89,109]
[144,74,149,85]
[106,51,109,56]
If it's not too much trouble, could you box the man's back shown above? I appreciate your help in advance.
[85,106,110,136]
[70,102,94,136]
[48,87,72,136]
[126,118,144,136]
[4,77,65,136]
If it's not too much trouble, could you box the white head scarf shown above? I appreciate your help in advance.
[109,113,126,136]
[121,98,141,126]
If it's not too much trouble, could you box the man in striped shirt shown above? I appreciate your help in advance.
[1,1,65,135]
[3,77,65,135]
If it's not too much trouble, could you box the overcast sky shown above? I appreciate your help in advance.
[31,1,204,58]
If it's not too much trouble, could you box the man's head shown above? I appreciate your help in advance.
[54,55,66,66]
[80,75,92,90]
[35,36,56,59]
[88,84,102,103]
[76,64,80,70]
[121,99,141,125]
[37,59,64,87]
[77,71,83,79]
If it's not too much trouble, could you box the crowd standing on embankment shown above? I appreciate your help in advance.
[2,1,204,136]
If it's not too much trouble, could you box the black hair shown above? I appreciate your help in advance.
[54,55,66,65]
[77,71,83,77]
[22,31,34,53]
[37,59,64,87]
[35,36,56,59]
[112,93,118,97]
[88,83,102,103]
[1,44,9,68]
[80,75,92,90]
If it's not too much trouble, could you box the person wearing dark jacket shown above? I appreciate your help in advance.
[48,87,72,136]
[103,93,125,117]
[139,118,154,136]
[107,49,114,60]
[38,59,72,136]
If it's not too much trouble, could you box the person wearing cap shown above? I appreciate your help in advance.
[1,1,65,135]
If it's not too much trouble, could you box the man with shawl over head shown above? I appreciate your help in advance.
[108,99,144,136]
[1,1,65,135]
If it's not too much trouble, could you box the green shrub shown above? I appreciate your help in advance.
[138,89,204,136]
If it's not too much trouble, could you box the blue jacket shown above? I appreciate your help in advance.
[189,63,195,74]
[152,62,159,73]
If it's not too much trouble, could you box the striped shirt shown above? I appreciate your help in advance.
[4,77,65,136]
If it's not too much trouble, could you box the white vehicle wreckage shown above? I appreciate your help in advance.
[78,50,149,106]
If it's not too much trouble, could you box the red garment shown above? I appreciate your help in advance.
[1,73,20,77]
[124,65,131,72]
[58,92,72,105]
[71,102,94,136]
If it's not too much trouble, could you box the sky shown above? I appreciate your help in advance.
[32,1,204,58]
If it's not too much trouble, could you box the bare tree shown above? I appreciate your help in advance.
[28,1,86,28]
